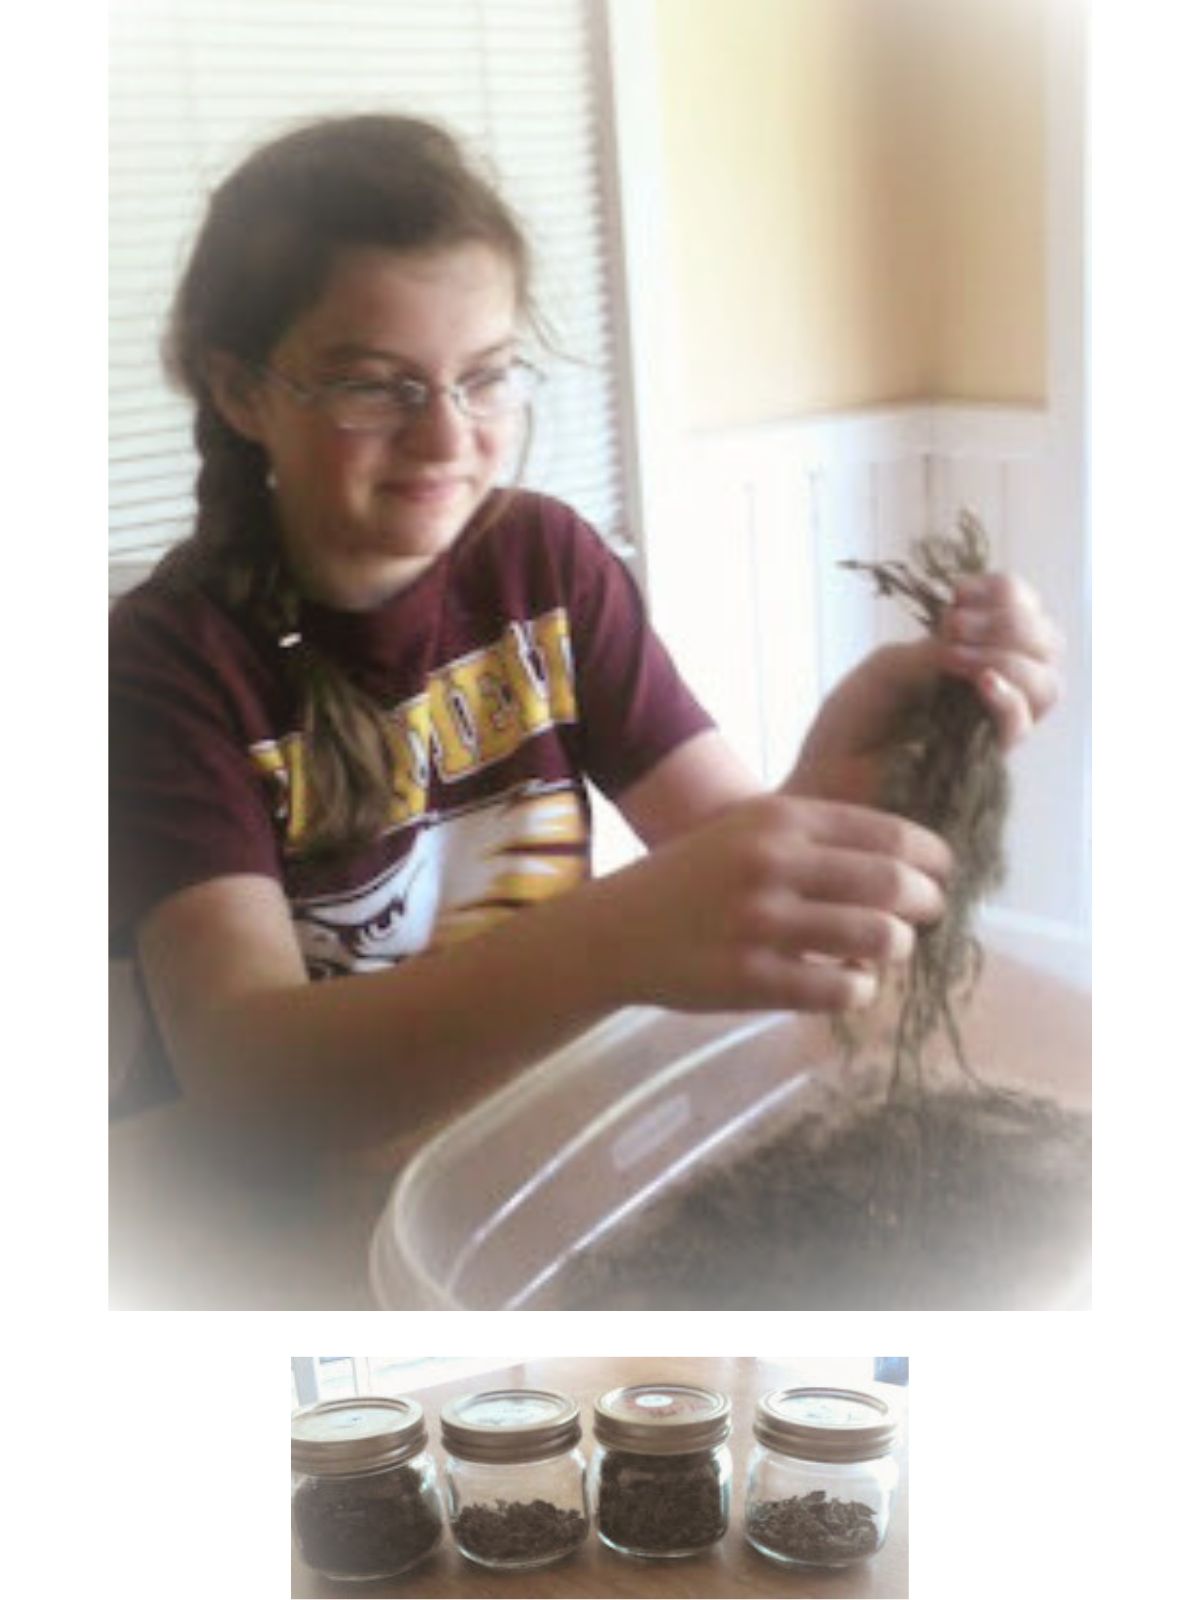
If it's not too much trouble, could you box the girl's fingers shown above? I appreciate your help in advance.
[786,796,955,884]
[974,667,1033,750]
[742,946,881,1014]
[936,642,1061,727]
[789,843,948,925]
[942,596,1061,662]
[780,904,917,967]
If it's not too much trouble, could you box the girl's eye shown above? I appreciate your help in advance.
[463,366,510,394]
[336,378,395,396]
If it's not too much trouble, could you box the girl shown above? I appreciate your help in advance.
[110,114,1061,1155]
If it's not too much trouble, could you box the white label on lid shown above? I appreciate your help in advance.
[462,1394,561,1428]
[295,1405,406,1443]
[784,1395,879,1427]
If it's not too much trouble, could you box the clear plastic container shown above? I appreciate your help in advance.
[440,1389,588,1569]
[291,1397,443,1581]
[368,966,1090,1311]
[745,1387,900,1569]
[591,1382,732,1558]
[370,1007,827,1308]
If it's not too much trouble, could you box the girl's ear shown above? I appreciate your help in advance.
[204,352,267,442]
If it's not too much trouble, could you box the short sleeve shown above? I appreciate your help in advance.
[109,591,283,952]
[556,511,716,798]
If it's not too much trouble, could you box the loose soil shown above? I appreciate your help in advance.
[543,1065,1090,1310]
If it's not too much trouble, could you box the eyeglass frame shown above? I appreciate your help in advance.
[254,356,544,433]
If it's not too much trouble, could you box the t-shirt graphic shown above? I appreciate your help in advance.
[293,779,588,977]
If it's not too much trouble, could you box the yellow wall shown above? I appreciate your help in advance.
[925,0,1046,400]
[654,0,1046,429]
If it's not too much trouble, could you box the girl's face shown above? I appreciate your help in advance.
[237,243,522,608]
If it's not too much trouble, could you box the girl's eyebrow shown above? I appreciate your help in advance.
[318,338,517,369]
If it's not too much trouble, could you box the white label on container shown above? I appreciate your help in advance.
[610,1093,692,1173]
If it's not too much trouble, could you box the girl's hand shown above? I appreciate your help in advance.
[790,572,1064,805]
[593,793,952,1015]
[935,571,1063,749]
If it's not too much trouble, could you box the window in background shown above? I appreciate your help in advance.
[109,0,634,590]
[291,1357,515,1409]
[291,1357,908,1412]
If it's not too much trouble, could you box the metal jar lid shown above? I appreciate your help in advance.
[291,1397,428,1476]
[593,1383,732,1455]
[440,1389,582,1463]
[754,1387,898,1463]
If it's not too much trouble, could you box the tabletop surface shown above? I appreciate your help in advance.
[111,950,1089,1310]
[290,1357,909,1599]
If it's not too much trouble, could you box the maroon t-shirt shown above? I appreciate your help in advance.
[110,490,714,979]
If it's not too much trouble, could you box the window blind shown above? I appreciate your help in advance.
[109,0,632,586]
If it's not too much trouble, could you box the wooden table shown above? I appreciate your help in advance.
[291,1357,909,1598]
[110,951,1088,1310]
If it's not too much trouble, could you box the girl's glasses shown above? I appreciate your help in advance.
[259,358,543,432]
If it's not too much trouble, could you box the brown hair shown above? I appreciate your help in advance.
[158,114,540,854]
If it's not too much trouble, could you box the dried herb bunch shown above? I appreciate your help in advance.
[840,509,1009,1093]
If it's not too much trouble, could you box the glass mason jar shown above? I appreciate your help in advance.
[745,1386,900,1569]
[440,1389,589,1570]
[291,1396,443,1582]
[591,1382,732,1558]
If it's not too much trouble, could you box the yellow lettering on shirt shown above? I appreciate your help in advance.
[532,610,577,721]
[386,698,433,826]
[253,608,580,850]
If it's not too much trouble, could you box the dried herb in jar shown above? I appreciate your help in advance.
[454,1498,587,1564]
[291,1461,441,1578]
[598,1448,726,1552]
[748,1490,879,1564]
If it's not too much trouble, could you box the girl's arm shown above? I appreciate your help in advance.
[138,769,951,1156]
[611,728,763,845]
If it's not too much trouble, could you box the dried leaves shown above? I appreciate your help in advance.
[747,1490,880,1565]
[291,1461,442,1579]
[597,1449,728,1553]
[453,1498,587,1565]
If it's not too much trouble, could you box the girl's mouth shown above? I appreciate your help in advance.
[381,477,465,505]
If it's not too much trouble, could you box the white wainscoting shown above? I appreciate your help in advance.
[636,401,1090,987]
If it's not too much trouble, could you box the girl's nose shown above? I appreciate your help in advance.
[402,389,469,460]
